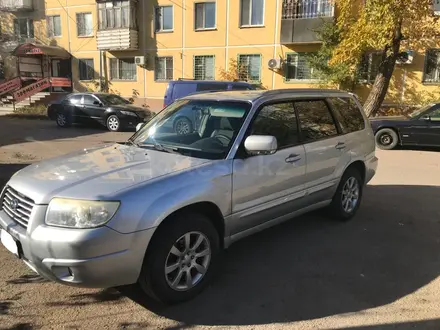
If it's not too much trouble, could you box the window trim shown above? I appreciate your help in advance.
[240,0,265,28]
[78,58,95,81]
[284,52,319,83]
[76,12,94,37]
[98,0,137,31]
[46,15,62,38]
[14,18,34,40]
[109,57,137,81]
[154,5,174,33]
[194,1,217,31]
[154,56,174,81]
[237,53,262,83]
[326,96,366,134]
[193,55,216,80]
[423,48,440,85]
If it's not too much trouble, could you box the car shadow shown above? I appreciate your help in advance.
[0,164,29,189]
[120,184,440,326]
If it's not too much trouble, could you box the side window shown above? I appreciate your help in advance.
[250,102,299,149]
[196,83,228,91]
[68,95,82,104]
[83,95,98,105]
[295,100,338,142]
[328,97,365,133]
[230,85,251,91]
[428,108,440,121]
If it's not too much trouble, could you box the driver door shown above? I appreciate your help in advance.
[82,95,104,122]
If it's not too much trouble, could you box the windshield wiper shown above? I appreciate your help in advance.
[138,143,183,155]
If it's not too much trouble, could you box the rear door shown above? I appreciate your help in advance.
[62,94,83,121]
[231,100,307,235]
[295,99,348,202]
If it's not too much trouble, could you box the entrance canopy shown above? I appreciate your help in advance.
[12,43,71,59]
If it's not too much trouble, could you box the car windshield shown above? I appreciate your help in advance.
[99,94,130,105]
[130,99,251,160]
[407,104,435,118]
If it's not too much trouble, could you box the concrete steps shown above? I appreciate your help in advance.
[0,93,51,114]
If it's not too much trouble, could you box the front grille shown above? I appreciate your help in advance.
[1,186,35,228]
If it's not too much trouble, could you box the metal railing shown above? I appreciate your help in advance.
[282,0,334,19]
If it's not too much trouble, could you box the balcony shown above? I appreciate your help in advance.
[97,29,139,51]
[280,0,334,44]
[0,0,33,11]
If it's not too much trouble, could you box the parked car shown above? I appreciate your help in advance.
[47,92,150,132]
[370,103,440,149]
[0,89,377,304]
[163,80,256,134]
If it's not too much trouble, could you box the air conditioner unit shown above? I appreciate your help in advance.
[268,58,282,70]
[396,50,414,65]
[135,56,146,66]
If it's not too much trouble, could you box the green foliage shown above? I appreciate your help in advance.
[12,105,48,119]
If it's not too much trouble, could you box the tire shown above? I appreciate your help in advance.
[139,213,220,304]
[375,128,399,150]
[55,111,72,128]
[173,117,193,135]
[106,115,121,132]
[328,167,363,222]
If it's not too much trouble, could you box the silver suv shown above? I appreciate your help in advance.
[0,89,377,304]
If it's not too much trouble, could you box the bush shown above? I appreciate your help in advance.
[8,104,48,120]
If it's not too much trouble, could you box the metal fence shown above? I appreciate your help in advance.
[282,0,334,19]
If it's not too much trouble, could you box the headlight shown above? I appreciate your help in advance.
[46,198,120,229]
[120,110,137,117]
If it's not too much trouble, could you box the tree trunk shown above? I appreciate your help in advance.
[363,21,403,118]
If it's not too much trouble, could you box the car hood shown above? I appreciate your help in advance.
[7,144,211,204]
[369,115,408,122]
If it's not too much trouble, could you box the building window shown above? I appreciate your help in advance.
[155,6,173,32]
[79,59,94,81]
[240,0,264,26]
[77,12,93,36]
[47,15,62,37]
[13,18,34,41]
[423,49,440,83]
[238,54,261,82]
[195,2,216,30]
[110,58,137,80]
[359,52,381,83]
[282,0,334,19]
[155,57,173,81]
[285,53,317,81]
[98,1,137,30]
[194,55,215,80]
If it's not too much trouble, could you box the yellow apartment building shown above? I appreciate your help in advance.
[1,0,440,111]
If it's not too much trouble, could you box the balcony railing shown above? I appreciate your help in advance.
[282,0,334,19]
[0,0,33,11]
[96,29,139,51]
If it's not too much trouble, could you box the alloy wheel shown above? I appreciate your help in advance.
[57,113,66,126]
[108,116,120,131]
[164,231,211,292]
[341,177,360,213]
[175,120,191,135]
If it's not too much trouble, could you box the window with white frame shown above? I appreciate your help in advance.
[424,49,440,83]
[238,54,261,82]
[77,12,93,36]
[282,0,334,19]
[110,58,137,80]
[195,2,216,30]
[98,1,137,30]
[155,6,173,32]
[240,0,264,26]
[194,55,215,80]
[13,18,34,40]
[359,52,382,83]
[47,15,61,37]
[285,53,317,81]
[155,57,173,81]
[79,59,94,80]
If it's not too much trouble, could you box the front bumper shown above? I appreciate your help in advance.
[0,205,154,288]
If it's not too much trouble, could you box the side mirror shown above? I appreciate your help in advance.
[244,135,277,156]
[136,123,144,132]
[421,115,431,121]
[94,101,103,107]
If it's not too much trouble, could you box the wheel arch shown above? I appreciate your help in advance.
[345,160,366,184]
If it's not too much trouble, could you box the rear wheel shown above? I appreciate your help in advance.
[375,128,399,150]
[139,213,220,304]
[56,111,72,128]
[174,117,193,135]
[106,115,121,132]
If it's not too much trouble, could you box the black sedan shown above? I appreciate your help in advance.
[47,93,151,132]
[370,103,440,150]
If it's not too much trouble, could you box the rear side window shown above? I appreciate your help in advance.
[68,95,82,104]
[196,83,228,91]
[230,85,251,91]
[328,97,365,133]
[173,83,197,100]
[295,100,338,142]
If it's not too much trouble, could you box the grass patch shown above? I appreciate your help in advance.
[5,105,49,120]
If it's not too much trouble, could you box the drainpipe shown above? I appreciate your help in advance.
[182,0,185,78]
[99,50,103,92]
[272,0,281,90]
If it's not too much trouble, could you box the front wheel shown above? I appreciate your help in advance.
[375,128,398,150]
[328,168,363,221]
[173,117,193,135]
[139,213,220,304]
[106,115,121,132]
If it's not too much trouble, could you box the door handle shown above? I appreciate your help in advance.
[335,142,346,150]
[285,154,301,163]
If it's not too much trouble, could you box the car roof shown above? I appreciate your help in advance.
[168,80,252,85]
[183,89,353,102]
